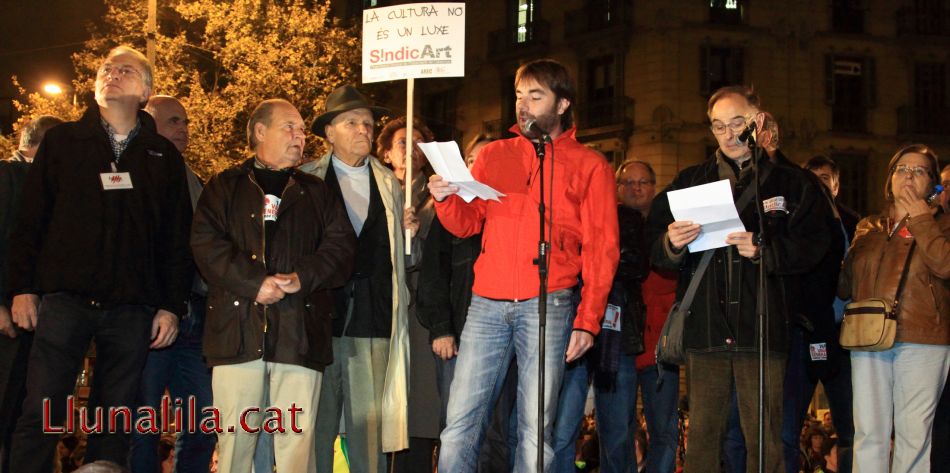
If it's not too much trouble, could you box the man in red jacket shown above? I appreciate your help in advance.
[428,59,619,472]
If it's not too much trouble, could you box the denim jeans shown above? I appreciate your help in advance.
[852,343,950,473]
[637,364,680,473]
[552,354,638,473]
[129,302,215,473]
[781,325,853,473]
[439,290,575,473]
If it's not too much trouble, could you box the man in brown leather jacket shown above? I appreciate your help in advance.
[191,99,355,473]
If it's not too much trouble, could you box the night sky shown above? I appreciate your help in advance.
[0,0,105,132]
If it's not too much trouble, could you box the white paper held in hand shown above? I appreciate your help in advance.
[417,141,506,202]
[666,179,746,252]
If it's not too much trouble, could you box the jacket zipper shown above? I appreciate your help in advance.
[248,172,269,352]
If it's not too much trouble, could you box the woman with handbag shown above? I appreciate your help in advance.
[838,144,950,473]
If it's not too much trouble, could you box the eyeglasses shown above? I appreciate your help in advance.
[618,179,655,187]
[97,64,142,79]
[893,164,930,179]
[710,115,752,135]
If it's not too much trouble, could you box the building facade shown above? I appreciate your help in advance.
[341,0,950,216]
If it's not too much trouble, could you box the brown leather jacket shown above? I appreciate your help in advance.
[839,209,950,345]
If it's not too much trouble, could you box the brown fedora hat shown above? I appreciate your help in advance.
[312,85,389,138]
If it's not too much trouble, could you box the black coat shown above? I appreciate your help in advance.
[7,108,193,316]
[0,157,29,306]
[416,215,480,342]
[615,205,649,355]
[191,159,356,371]
[646,152,831,353]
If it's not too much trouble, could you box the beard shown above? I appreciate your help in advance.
[519,104,561,137]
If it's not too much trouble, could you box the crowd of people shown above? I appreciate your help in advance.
[0,45,948,473]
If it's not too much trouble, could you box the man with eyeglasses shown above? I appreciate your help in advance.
[645,85,831,472]
[6,46,193,472]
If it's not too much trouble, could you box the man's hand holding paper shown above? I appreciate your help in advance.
[666,179,748,253]
[418,141,505,203]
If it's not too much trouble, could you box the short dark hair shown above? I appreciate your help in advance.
[804,155,840,178]
[515,59,576,130]
[616,159,656,183]
[375,116,435,159]
[19,115,64,150]
[247,99,293,149]
[707,85,760,117]
[884,143,941,202]
[464,133,496,158]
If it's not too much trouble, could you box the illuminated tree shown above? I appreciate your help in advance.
[5,0,362,178]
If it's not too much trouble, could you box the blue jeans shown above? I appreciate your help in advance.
[439,290,575,473]
[782,325,853,473]
[129,302,215,473]
[638,364,680,473]
[552,353,639,473]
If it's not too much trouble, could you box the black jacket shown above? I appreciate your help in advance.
[416,215,481,342]
[7,107,193,316]
[0,156,29,307]
[191,159,356,371]
[615,205,649,355]
[646,152,831,353]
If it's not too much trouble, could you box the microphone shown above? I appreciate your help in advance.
[523,119,550,141]
[736,121,756,146]
[926,184,945,206]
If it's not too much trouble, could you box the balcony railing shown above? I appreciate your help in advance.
[488,19,551,57]
[564,2,632,38]
[897,106,950,136]
[577,96,633,130]
[831,106,867,133]
[896,6,947,36]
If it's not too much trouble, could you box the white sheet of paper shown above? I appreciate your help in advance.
[417,141,505,203]
[667,179,746,252]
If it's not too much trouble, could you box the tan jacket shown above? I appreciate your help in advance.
[839,210,950,345]
[299,153,410,452]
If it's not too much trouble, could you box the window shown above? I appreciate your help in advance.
[501,74,517,134]
[905,62,948,135]
[422,89,458,140]
[825,54,876,132]
[710,0,744,24]
[898,0,947,36]
[700,46,744,96]
[915,63,947,108]
[831,0,864,34]
[829,152,869,215]
[516,0,535,43]
[584,55,621,128]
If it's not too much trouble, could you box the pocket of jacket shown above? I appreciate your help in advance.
[300,291,333,364]
[202,291,244,358]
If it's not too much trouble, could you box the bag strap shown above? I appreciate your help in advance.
[893,241,916,314]
[679,250,714,313]
[676,158,773,313]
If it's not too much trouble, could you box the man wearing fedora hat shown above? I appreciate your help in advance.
[301,85,414,473]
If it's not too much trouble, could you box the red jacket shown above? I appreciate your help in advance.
[434,127,619,334]
[636,268,678,370]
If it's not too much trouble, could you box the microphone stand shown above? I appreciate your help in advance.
[531,134,550,473]
[745,134,768,473]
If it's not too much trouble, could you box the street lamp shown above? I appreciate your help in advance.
[42,82,64,96]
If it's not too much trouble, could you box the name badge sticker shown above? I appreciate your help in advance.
[100,172,134,190]
[602,304,622,332]
[809,343,828,361]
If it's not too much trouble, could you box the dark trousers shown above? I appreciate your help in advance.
[931,367,950,472]
[686,351,785,473]
[0,330,32,473]
[781,325,853,473]
[9,293,153,473]
[129,299,214,473]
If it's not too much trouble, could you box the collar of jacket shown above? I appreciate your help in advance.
[68,105,164,148]
[506,123,580,146]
